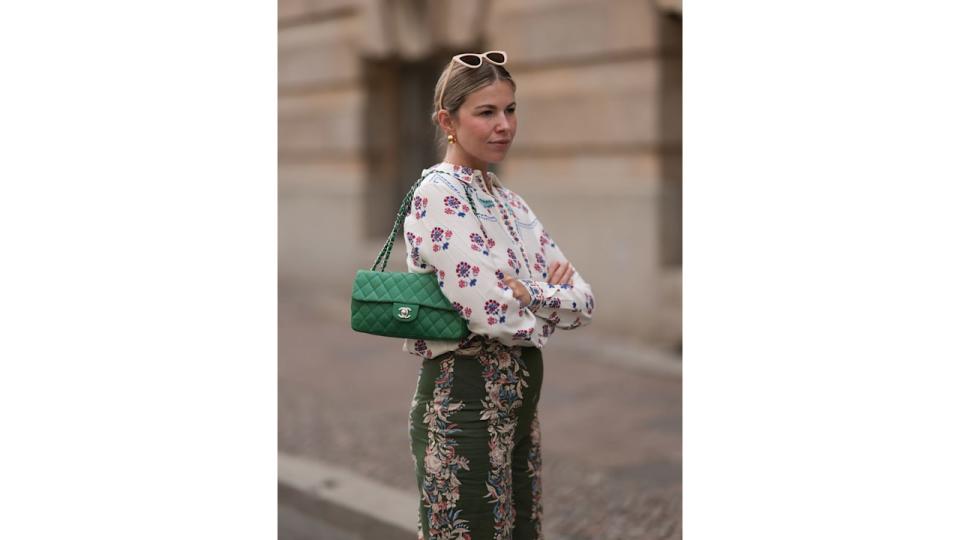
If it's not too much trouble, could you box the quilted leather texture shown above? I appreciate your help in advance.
[351,270,468,341]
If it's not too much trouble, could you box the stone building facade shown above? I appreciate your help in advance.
[279,0,682,347]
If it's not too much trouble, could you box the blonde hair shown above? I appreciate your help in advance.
[430,60,516,150]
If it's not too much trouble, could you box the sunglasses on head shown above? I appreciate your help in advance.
[437,51,509,112]
[452,50,507,68]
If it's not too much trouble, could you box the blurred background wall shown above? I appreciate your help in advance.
[278,0,682,350]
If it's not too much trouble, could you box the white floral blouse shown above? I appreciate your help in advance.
[402,161,596,359]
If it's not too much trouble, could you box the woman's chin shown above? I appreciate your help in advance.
[484,150,510,163]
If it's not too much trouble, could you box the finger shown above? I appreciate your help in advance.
[561,264,575,284]
[548,261,565,284]
[514,285,527,301]
[546,262,559,283]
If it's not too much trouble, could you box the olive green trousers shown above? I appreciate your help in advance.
[409,338,544,540]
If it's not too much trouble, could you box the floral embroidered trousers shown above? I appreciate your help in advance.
[409,336,544,540]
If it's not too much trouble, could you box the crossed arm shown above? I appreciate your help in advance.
[502,261,574,305]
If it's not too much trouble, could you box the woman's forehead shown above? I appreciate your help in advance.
[463,81,516,108]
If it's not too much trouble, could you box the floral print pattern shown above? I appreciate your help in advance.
[411,336,544,540]
[540,321,556,339]
[491,187,534,277]
[506,248,521,276]
[455,261,480,288]
[444,195,469,218]
[431,227,454,252]
[402,162,596,359]
[420,356,472,538]
[484,299,509,326]
[532,253,546,279]
[469,232,494,255]
[414,339,433,359]
[407,232,427,269]
[527,411,544,539]
[512,327,536,342]
[450,301,473,320]
[413,195,429,219]
[477,340,531,539]
[539,232,554,251]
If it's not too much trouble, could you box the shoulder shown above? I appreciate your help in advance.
[406,170,473,223]
[415,170,467,200]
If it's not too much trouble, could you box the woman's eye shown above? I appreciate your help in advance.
[479,108,515,117]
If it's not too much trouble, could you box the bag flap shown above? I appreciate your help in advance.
[351,270,456,311]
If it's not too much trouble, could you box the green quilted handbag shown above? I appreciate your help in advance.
[350,170,482,341]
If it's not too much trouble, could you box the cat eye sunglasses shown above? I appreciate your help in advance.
[437,51,508,111]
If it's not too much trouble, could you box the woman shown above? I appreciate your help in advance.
[405,51,596,540]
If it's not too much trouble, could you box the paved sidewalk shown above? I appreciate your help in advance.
[279,299,682,540]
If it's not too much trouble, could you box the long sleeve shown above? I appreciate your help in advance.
[519,244,596,330]
[504,192,596,330]
[403,176,550,348]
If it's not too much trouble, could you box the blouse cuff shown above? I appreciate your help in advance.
[519,279,546,314]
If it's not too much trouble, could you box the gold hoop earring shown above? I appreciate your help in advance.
[447,134,456,144]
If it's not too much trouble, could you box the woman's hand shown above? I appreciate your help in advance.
[502,276,532,307]
[503,261,575,307]
[546,261,575,286]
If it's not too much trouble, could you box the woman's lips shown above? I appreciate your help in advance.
[489,140,511,147]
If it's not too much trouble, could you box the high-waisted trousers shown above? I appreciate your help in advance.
[409,336,544,540]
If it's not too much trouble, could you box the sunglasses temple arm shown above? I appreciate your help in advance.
[437,65,452,110]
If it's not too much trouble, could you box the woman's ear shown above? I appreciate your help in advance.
[438,109,455,133]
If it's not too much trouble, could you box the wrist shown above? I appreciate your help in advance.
[518,279,545,313]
